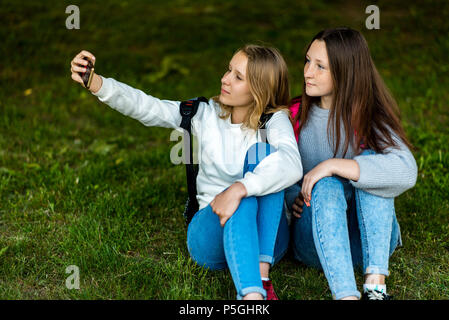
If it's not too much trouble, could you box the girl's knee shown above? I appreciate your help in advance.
[187,232,227,271]
[311,176,346,204]
[187,207,226,270]
[313,176,343,192]
[244,143,277,172]
[246,142,277,155]
[227,196,258,224]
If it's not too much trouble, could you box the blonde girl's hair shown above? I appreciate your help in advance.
[213,44,291,131]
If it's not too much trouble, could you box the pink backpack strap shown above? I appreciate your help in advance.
[354,129,367,150]
[289,96,301,142]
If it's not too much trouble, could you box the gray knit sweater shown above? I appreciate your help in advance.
[285,104,418,208]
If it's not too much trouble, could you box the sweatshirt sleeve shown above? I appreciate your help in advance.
[92,76,182,129]
[236,111,303,197]
[349,133,418,198]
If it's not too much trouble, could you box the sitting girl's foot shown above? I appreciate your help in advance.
[262,280,279,300]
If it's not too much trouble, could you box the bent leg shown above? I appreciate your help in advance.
[272,205,290,266]
[292,177,360,299]
[256,191,285,265]
[354,187,396,276]
[187,199,266,299]
[292,196,322,269]
[223,196,266,299]
[347,190,402,272]
[186,205,227,270]
[243,142,286,266]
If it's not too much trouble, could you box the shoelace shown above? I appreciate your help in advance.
[366,289,387,300]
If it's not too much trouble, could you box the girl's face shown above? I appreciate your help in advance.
[219,51,254,108]
[304,40,333,99]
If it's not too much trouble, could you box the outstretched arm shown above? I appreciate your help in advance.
[70,50,184,129]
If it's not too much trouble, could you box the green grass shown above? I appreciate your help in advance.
[0,0,448,299]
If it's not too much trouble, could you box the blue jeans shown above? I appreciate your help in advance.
[187,142,290,299]
[291,150,402,300]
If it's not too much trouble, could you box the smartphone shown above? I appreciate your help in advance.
[79,57,95,88]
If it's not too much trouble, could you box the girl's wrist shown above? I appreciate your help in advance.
[230,182,248,199]
[326,158,338,175]
[88,73,102,93]
[327,158,360,181]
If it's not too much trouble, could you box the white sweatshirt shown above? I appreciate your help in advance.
[92,76,303,210]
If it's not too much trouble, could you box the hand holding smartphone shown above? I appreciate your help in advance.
[79,57,95,89]
[70,50,96,89]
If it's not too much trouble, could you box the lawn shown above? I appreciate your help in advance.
[0,0,448,299]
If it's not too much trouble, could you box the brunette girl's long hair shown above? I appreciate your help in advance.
[295,27,413,156]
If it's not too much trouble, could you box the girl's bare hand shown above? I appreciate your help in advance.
[292,193,305,218]
[70,50,96,87]
[301,159,334,206]
[210,182,247,227]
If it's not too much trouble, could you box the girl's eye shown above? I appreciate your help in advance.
[305,58,310,63]
[318,64,325,70]
[236,75,242,80]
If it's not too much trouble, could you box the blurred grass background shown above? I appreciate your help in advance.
[0,0,448,299]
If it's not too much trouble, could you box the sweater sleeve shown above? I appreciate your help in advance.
[92,76,182,129]
[236,111,303,197]
[349,133,418,198]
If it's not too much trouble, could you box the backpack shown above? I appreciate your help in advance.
[179,97,273,226]
[289,96,302,142]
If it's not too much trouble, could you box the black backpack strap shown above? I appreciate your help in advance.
[179,96,208,225]
[259,112,274,143]
[179,96,208,164]
[179,96,208,137]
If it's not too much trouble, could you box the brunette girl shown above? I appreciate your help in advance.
[285,28,417,300]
